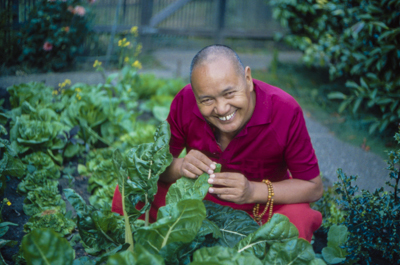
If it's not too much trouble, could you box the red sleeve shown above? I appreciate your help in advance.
[166,86,189,157]
[284,107,320,181]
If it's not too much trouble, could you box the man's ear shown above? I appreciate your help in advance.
[245,66,253,91]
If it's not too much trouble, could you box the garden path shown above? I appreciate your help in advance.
[0,49,389,192]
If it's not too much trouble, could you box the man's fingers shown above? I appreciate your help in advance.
[208,187,235,195]
[208,176,236,187]
[190,150,215,172]
[184,162,204,177]
[182,168,198,179]
[186,157,210,174]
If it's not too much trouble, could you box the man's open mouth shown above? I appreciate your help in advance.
[218,110,236,121]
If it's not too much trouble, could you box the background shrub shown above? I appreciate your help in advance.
[270,0,400,134]
[18,0,93,71]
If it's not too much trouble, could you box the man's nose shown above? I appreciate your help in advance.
[214,99,229,116]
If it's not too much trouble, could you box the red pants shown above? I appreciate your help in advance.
[112,182,322,242]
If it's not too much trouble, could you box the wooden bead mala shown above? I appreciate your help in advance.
[252,179,274,224]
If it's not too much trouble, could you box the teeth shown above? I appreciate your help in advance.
[218,111,235,121]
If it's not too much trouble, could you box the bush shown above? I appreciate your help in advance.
[332,128,400,264]
[270,0,400,134]
[18,0,93,71]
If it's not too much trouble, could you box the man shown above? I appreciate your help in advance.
[113,45,323,242]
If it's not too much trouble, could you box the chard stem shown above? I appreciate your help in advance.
[145,194,149,227]
[145,162,152,226]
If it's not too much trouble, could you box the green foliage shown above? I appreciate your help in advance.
[321,225,348,264]
[64,188,128,255]
[0,126,26,182]
[135,199,206,254]
[270,0,400,134]
[331,129,400,264]
[106,244,165,265]
[191,245,262,265]
[18,0,92,71]
[311,183,344,231]
[24,209,75,237]
[165,164,221,205]
[23,182,66,216]
[21,228,74,265]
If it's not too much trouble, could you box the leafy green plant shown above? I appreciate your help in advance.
[21,228,74,264]
[23,182,66,216]
[331,128,400,264]
[24,209,75,237]
[321,225,348,264]
[0,125,26,185]
[64,188,129,255]
[57,125,85,158]
[270,0,400,134]
[18,0,92,71]
[112,121,173,251]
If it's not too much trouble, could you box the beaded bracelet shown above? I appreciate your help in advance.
[252,179,274,224]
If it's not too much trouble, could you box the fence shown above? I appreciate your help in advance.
[1,0,284,60]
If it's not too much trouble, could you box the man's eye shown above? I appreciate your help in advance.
[202,99,212,104]
[225,91,234,97]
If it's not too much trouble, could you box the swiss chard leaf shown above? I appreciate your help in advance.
[166,164,221,205]
[64,189,126,255]
[21,228,74,265]
[203,200,260,248]
[106,244,165,265]
[263,238,317,265]
[191,245,262,265]
[234,214,299,259]
[134,199,206,254]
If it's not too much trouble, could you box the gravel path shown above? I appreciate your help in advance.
[0,49,389,192]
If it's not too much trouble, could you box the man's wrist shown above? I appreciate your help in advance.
[249,181,270,204]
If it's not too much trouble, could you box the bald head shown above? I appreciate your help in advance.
[190,45,245,84]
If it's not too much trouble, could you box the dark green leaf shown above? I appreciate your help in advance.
[234,214,299,259]
[204,201,259,248]
[263,239,315,264]
[135,199,206,253]
[22,228,74,265]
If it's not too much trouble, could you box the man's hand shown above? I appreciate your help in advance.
[180,149,216,179]
[207,172,254,204]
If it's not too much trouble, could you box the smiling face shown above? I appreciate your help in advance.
[191,57,256,140]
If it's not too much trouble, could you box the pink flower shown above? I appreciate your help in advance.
[43,42,53,51]
[88,0,96,3]
[74,6,86,16]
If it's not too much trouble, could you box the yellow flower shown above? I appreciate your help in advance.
[53,90,58,95]
[132,60,142,69]
[124,41,130,47]
[130,26,138,36]
[124,57,129,63]
[76,93,81,100]
[93,60,102,67]
[75,87,82,92]
[7,201,11,206]
[127,88,132,92]
[65,79,71,85]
